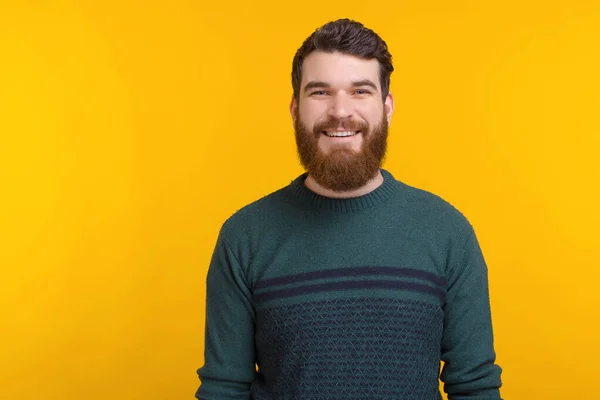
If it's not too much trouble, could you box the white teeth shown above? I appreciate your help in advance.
[324,131,358,137]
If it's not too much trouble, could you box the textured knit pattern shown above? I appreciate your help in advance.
[196,169,503,400]
[254,298,442,399]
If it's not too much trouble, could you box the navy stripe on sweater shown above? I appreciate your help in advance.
[254,266,445,290]
[253,279,445,303]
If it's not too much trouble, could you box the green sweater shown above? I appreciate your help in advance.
[196,169,502,400]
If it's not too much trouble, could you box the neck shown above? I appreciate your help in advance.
[303,170,384,199]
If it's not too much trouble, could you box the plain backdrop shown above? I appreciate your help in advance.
[1,1,599,399]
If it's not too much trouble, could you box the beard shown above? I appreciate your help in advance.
[294,112,389,192]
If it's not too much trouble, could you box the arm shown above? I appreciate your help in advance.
[440,228,503,400]
[196,231,256,400]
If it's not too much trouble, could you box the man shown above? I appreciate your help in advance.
[196,18,503,400]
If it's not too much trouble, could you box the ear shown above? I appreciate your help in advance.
[289,95,298,123]
[384,92,394,124]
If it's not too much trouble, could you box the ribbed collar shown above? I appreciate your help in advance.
[285,169,400,213]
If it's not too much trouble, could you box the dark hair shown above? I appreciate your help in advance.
[291,18,394,103]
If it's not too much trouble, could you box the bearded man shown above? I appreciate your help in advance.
[196,18,503,400]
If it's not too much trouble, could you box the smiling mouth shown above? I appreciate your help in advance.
[322,130,361,137]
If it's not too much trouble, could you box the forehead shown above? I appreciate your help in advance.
[301,51,380,89]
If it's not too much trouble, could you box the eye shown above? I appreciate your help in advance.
[354,89,371,95]
[310,90,329,96]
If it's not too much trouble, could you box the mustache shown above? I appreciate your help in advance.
[312,118,369,135]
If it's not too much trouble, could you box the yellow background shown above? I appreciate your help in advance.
[1,1,599,399]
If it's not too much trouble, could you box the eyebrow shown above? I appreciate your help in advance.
[351,80,378,90]
[303,81,330,93]
[303,79,378,93]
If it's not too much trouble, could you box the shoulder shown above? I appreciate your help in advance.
[219,183,291,242]
[393,179,475,239]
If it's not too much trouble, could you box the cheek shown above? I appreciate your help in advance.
[299,102,328,123]
[363,106,385,125]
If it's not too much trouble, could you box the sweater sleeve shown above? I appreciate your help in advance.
[196,231,256,400]
[440,228,503,400]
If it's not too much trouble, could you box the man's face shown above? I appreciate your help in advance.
[291,51,394,192]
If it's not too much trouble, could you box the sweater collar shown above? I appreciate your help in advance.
[286,169,400,212]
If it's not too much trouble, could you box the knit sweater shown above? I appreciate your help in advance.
[196,169,502,400]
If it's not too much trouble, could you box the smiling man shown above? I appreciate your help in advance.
[196,19,503,400]
[293,50,391,196]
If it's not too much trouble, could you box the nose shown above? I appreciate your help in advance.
[327,92,353,120]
